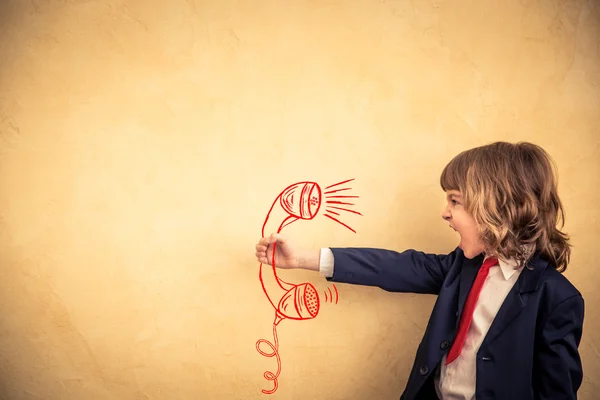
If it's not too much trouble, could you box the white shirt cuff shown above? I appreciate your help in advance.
[319,248,334,278]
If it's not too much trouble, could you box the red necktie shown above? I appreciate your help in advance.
[445,256,498,365]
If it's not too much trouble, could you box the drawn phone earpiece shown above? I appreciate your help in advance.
[262,181,322,237]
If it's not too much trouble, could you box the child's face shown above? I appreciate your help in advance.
[441,190,485,258]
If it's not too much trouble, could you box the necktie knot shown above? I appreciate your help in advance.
[481,256,499,272]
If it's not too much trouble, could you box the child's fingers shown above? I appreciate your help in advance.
[255,244,267,252]
[261,233,285,245]
[273,233,286,244]
[255,233,285,264]
[254,251,269,264]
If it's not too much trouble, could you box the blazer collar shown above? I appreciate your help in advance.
[455,249,549,321]
[518,251,549,293]
[459,247,548,292]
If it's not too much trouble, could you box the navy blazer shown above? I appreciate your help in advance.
[326,246,584,400]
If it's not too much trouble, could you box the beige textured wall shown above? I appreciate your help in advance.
[1,0,599,399]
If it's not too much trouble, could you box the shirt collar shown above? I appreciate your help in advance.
[484,244,534,280]
[483,255,522,280]
[498,256,523,280]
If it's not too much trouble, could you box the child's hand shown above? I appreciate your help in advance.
[255,233,299,269]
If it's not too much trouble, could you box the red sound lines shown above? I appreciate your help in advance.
[324,178,355,189]
[256,179,361,394]
[326,200,355,205]
[322,179,363,233]
[333,284,339,304]
[328,206,362,215]
[323,284,339,304]
[323,214,357,233]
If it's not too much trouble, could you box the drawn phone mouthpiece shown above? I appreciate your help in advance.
[256,179,361,395]
[275,282,320,325]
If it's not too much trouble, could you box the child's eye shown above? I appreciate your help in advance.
[452,200,459,205]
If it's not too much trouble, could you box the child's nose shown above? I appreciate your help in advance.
[441,208,451,221]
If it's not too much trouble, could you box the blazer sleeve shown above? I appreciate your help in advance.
[325,247,460,294]
[534,294,585,400]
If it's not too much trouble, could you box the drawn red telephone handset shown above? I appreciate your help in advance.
[256,179,361,394]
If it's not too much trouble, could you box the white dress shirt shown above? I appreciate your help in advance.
[318,248,523,400]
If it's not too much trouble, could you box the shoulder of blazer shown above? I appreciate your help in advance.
[526,253,582,309]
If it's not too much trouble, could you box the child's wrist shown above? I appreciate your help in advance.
[298,249,320,271]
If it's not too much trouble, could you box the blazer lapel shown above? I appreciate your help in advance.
[481,254,548,348]
[480,281,525,347]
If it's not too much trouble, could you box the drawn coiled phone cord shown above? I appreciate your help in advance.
[255,322,281,394]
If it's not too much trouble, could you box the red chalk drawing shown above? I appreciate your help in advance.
[323,284,339,304]
[256,179,361,394]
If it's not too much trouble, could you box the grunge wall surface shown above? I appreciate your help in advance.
[1,1,599,399]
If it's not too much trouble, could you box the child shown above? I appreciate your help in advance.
[255,141,584,400]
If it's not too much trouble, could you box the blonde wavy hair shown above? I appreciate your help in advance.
[440,141,571,272]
